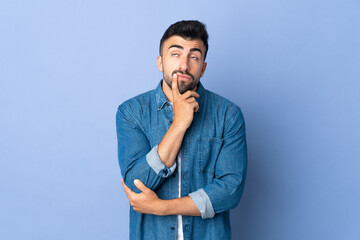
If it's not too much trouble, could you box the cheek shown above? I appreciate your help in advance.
[163,62,177,74]
[192,65,204,77]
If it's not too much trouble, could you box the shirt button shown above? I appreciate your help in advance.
[169,120,173,124]
[171,226,175,230]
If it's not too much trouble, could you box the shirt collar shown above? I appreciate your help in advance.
[154,80,206,111]
[154,80,169,111]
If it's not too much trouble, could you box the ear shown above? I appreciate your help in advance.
[200,62,207,77]
[156,56,163,72]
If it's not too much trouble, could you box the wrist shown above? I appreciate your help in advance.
[158,199,169,216]
[171,120,188,132]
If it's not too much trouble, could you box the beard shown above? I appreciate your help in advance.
[163,70,199,94]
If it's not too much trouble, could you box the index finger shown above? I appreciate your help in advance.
[182,90,200,99]
[134,179,150,193]
[171,73,180,98]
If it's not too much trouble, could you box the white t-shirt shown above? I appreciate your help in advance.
[177,152,184,240]
[169,102,184,240]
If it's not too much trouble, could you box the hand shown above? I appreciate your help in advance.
[172,73,199,130]
[121,179,167,215]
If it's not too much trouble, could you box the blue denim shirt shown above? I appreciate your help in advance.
[116,81,247,240]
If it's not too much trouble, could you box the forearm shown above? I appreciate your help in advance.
[158,75,199,168]
[162,196,201,216]
[122,179,201,217]
[158,123,186,167]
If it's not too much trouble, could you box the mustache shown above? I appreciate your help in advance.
[172,70,194,80]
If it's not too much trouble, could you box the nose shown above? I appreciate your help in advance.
[178,56,189,72]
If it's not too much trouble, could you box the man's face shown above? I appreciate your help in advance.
[157,35,207,94]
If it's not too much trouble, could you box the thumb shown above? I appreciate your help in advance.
[134,179,149,193]
[172,73,180,97]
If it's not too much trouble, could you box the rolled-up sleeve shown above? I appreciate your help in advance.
[189,107,247,218]
[116,105,176,193]
[189,188,215,219]
[146,145,177,177]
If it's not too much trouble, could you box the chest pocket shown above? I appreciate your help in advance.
[197,137,224,174]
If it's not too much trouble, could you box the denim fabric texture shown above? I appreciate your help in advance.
[116,80,247,240]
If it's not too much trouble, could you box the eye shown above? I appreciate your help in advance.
[171,53,179,57]
[190,56,199,60]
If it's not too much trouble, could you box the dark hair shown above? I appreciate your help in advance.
[159,20,209,60]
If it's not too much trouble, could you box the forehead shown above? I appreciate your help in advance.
[162,35,206,53]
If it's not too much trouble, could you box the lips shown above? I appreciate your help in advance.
[177,74,192,81]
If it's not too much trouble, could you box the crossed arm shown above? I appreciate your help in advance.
[121,179,200,216]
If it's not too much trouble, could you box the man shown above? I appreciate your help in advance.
[116,20,247,240]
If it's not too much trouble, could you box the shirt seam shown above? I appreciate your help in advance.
[118,105,146,134]
[224,107,240,130]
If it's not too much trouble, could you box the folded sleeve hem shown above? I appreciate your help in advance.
[189,188,215,219]
[146,145,177,178]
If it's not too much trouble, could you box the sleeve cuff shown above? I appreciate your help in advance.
[189,188,215,219]
[146,145,177,178]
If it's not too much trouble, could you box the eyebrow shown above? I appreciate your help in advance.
[168,44,203,55]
